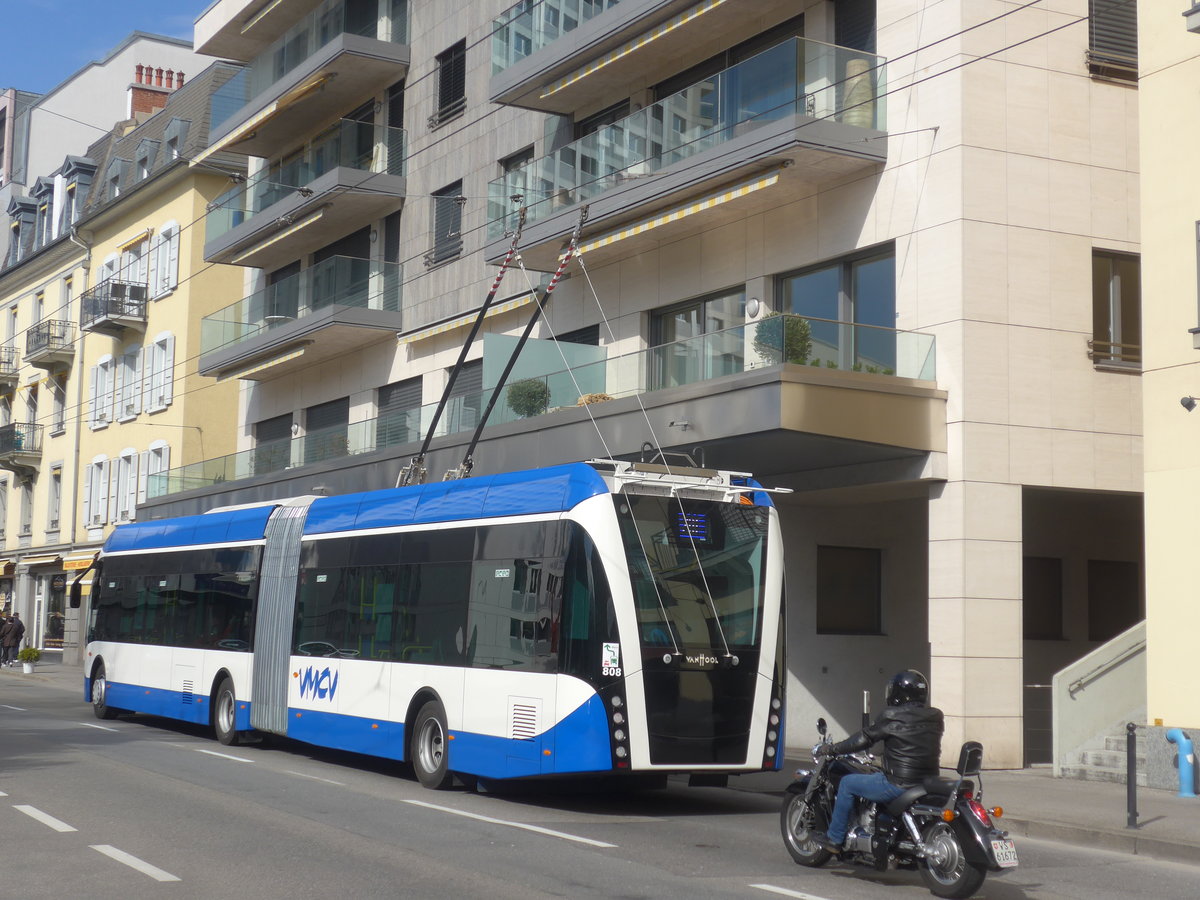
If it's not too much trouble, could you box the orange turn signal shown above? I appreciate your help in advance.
[990,807,1003,818]
[942,809,957,822]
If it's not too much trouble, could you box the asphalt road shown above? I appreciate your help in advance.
[2,677,1198,900]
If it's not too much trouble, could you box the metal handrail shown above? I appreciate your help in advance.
[1067,638,1146,696]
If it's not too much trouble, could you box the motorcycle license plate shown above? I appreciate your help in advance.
[991,839,1019,868]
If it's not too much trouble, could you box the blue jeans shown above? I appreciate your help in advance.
[827,771,904,845]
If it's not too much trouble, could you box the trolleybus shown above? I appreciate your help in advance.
[75,459,785,788]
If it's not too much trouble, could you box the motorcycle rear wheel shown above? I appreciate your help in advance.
[780,791,832,867]
[917,822,986,899]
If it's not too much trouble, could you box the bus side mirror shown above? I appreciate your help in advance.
[69,580,82,609]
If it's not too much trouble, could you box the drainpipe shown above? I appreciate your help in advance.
[66,226,90,666]
[1166,728,1197,798]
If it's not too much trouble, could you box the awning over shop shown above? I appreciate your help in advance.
[63,554,98,571]
[20,555,63,567]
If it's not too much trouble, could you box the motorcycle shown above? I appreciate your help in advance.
[780,718,1018,899]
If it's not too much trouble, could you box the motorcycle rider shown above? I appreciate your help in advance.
[814,669,944,856]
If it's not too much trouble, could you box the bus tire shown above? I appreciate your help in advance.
[213,677,240,746]
[412,699,453,790]
[91,663,121,720]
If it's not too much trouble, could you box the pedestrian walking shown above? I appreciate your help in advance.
[0,612,24,666]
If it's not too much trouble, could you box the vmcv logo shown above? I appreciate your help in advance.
[297,666,339,701]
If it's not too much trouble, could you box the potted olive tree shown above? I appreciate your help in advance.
[507,378,551,418]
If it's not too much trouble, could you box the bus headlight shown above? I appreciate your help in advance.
[615,746,628,758]
[614,729,626,742]
[613,712,624,724]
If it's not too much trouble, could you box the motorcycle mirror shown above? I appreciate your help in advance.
[817,717,827,736]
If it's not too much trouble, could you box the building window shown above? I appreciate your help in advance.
[152,221,180,296]
[121,236,149,285]
[445,359,483,432]
[50,375,66,434]
[35,202,51,248]
[0,480,7,541]
[83,455,109,527]
[117,346,142,420]
[778,246,896,373]
[1090,251,1140,369]
[254,414,292,475]
[88,356,115,427]
[431,39,466,128]
[115,449,139,522]
[47,466,62,532]
[139,440,171,503]
[496,147,533,234]
[650,288,745,389]
[1087,0,1136,80]
[816,545,882,635]
[60,185,76,231]
[304,397,350,464]
[1023,557,1064,640]
[19,481,32,536]
[145,332,175,411]
[428,181,464,265]
[377,377,422,448]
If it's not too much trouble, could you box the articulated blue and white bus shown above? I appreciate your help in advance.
[75,459,785,788]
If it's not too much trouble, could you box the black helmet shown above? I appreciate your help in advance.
[886,669,929,706]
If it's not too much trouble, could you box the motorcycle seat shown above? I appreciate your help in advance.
[885,776,970,816]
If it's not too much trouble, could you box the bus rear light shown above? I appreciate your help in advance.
[772,697,781,710]
[615,746,627,759]
[766,746,775,757]
[768,731,777,742]
[614,729,626,742]
[612,712,624,724]
[770,714,780,726]
[611,695,623,708]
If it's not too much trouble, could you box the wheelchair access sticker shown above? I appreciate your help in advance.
[602,642,622,677]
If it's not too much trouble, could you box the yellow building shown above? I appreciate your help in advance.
[1141,5,1200,733]
[0,63,246,656]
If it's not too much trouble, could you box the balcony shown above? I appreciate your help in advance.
[25,320,74,369]
[0,422,44,479]
[485,36,886,269]
[491,0,811,115]
[80,278,148,336]
[205,119,406,270]
[199,255,404,381]
[0,345,18,390]
[150,314,938,498]
[205,0,409,161]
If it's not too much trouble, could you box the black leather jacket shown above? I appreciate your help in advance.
[829,702,944,788]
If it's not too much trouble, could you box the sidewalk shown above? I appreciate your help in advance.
[6,658,1200,866]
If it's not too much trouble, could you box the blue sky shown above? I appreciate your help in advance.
[0,0,213,94]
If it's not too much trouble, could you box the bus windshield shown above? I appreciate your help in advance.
[616,493,769,652]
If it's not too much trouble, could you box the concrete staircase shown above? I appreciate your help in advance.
[1060,728,1148,786]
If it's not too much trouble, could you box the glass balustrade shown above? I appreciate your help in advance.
[488,35,886,236]
[207,119,406,242]
[492,0,621,73]
[201,256,403,355]
[158,315,933,499]
[212,0,409,131]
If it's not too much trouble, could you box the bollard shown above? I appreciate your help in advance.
[1166,728,1198,798]
[1127,723,1139,829]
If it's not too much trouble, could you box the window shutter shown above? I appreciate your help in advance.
[129,349,142,414]
[106,459,118,524]
[88,365,99,426]
[125,453,139,520]
[161,335,175,404]
[167,229,180,289]
[1088,0,1137,71]
[147,236,159,297]
[113,359,125,418]
[137,450,150,504]
[142,342,157,410]
[82,464,92,525]
[159,443,170,475]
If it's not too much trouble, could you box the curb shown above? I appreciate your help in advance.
[1004,816,1200,866]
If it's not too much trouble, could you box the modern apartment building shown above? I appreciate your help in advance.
[1141,5,1200,738]
[149,0,1143,768]
[0,61,246,656]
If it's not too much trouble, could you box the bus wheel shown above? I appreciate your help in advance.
[214,677,240,746]
[412,699,452,790]
[91,664,120,720]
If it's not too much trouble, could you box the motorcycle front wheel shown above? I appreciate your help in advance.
[780,791,832,867]
[918,821,987,899]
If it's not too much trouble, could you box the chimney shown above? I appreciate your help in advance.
[127,63,179,121]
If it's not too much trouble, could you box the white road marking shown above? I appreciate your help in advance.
[403,798,617,848]
[194,748,254,763]
[750,886,834,900]
[0,791,7,797]
[285,770,346,786]
[14,805,77,833]
[78,722,120,732]
[1,704,26,711]
[91,845,181,882]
